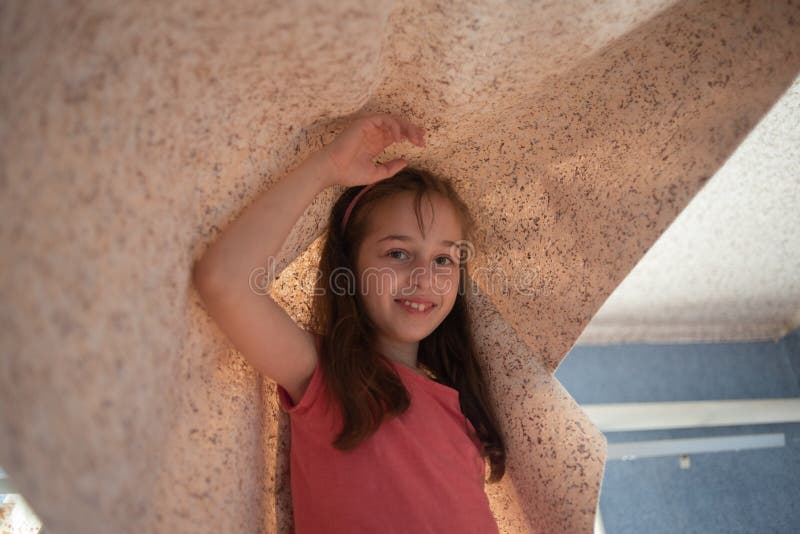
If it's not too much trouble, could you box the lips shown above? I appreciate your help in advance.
[394,299,437,314]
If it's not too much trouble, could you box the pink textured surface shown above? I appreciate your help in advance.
[1,1,799,533]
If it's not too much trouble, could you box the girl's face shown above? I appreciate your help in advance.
[355,192,464,344]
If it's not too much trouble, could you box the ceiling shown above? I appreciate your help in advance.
[578,74,800,345]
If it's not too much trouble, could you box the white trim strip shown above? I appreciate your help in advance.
[594,506,606,534]
[581,398,800,431]
[607,433,786,460]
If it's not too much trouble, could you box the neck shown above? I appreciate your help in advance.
[375,335,419,369]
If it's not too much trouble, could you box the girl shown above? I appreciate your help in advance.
[193,112,506,533]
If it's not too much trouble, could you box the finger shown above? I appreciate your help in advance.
[385,117,403,143]
[413,126,425,146]
[398,116,425,146]
[378,123,398,149]
[389,114,413,145]
[378,119,400,145]
[376,158,407,179]
[397,120,416,145]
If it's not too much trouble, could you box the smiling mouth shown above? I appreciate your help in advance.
[394,299,436,313]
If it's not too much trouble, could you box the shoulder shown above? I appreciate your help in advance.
[277,331,322,410]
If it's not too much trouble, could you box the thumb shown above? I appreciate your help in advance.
[376,158,407,179]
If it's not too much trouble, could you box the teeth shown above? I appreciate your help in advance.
[401,300,430,311]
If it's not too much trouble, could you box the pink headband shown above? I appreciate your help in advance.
[340,183,376,233]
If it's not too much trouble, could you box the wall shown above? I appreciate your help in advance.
[557,327,800,533]
[1,1,799,532]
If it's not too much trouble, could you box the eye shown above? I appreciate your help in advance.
[388,250,455,266]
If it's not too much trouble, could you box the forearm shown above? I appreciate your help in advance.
[193,152,333,293]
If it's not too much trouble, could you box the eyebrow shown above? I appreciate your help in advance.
[376,234,457,248]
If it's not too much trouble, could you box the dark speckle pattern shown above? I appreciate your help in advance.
[1,1,798,533]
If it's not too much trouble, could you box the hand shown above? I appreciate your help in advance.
[315,112,426,187]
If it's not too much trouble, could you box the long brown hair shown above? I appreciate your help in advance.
[309,166,506,483]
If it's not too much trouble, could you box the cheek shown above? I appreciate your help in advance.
[360,267,400,297]
[431,266,460,295]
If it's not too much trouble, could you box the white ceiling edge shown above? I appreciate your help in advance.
[577,74,800,346]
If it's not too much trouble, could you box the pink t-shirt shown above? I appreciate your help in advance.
[276,335,499,533]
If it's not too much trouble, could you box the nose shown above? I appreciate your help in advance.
[406,257,432,291]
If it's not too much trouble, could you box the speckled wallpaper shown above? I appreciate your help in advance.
[1,1,798,533]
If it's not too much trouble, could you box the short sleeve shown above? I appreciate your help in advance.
[276,332,323,416]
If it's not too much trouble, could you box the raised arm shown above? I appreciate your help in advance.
[194,152,331,291]
[191,152,333,404]
[192,113,425,404]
